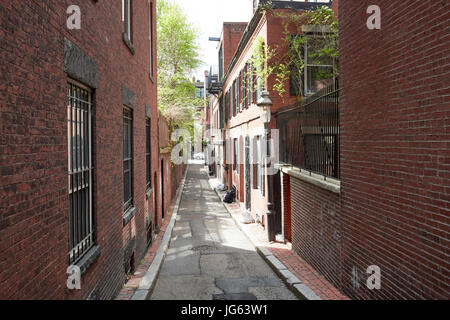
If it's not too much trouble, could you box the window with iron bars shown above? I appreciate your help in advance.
[146,118,151,191]
[123,108,134,213]
[67,80,94,264]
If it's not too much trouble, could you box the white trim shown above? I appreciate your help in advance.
[280,165,340,194]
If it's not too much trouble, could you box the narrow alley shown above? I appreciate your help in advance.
[1,0,448,303]
[150,165,297,300]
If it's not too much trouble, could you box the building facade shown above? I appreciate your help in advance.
[208,0,333,236]
[0,0,183,300]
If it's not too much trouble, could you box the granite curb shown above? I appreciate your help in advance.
[207,174,321,301]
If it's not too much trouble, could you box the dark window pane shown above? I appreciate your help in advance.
[307,37,333,66]
[306,66,334,94]
[146,118,151,189]
[123,108,133,210]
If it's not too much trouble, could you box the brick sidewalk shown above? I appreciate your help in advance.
[218,189,349,300]
[115,200,177,300]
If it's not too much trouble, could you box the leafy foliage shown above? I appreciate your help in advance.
[247,6,339,100]
[157,0,204,140]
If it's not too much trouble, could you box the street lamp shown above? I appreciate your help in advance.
[257,91,276,242]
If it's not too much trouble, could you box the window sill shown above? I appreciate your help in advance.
[75,245,101,276]
[146,188,153,200]
[122,33,135,55]
[280,165,341,194]
[123,206,136,226]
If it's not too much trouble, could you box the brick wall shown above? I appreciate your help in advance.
[340,0,450,299]
[222,23,248,75]
[290,176,342,290]
[331,0,338,16]
[0,0,160,299]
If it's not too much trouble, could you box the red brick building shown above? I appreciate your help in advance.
[207,23,247,182]
[208,0,334,239]
[0,0,183,300]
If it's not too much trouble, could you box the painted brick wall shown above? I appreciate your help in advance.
[0,0,160,300]
[340,0,450,299]
[290,177,342,290]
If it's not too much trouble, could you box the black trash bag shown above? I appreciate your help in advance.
[223,186,236,203]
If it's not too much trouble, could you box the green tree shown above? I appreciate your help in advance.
[157,0,204,140]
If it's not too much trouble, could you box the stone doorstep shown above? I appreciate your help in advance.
[208,176,324,301]
[115,168,189,300]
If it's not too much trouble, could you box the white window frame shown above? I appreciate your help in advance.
[304,36,335,95]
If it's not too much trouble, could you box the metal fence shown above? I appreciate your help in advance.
[276,78,340,179]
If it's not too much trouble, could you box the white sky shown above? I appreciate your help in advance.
[171,0,253,81]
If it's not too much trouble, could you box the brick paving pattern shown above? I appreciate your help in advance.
[224,197,349,300]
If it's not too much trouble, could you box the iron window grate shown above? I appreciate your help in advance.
[67,80,94,264]
[123,108,134,213]
[146,118,151,190]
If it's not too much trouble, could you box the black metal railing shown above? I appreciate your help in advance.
[276,78,340,179]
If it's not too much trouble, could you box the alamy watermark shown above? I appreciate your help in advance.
[352,265,382,290]
[172,128,281,175]
[367,265,381,290]
[67,265,81,290]
[367,5,381,30]
[67,5,81,30]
